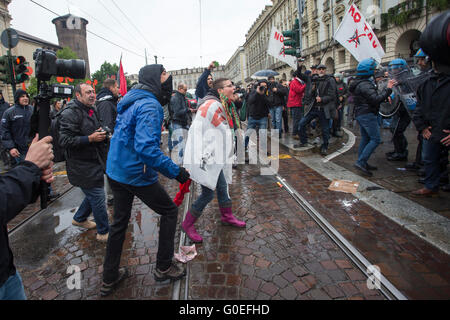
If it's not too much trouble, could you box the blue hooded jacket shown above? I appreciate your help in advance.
[106,87,180,187]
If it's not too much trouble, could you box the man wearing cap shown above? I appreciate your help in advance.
[1,89,33,164]
[296,65,336,155]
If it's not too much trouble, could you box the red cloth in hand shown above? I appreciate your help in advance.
[174,179,192,207]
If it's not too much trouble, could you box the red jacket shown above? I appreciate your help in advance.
[287,78,306,108]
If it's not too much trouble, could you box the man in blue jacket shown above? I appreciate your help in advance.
[101,64,190,297]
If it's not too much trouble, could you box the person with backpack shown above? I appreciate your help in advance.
[59,84,110,242]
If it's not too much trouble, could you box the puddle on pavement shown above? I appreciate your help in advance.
[131,209,159,243]
[54,207,79,234]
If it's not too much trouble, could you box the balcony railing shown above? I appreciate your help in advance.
[386,0,424,26]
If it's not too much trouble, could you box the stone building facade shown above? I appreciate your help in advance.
[226,0,448,84]
[224,46,247,86]
[169,65,225,93]
[52,14,90,77]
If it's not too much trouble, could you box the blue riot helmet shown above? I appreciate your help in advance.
[356,58,378,77]
[388,59,408,71]
[388,58,409,77]
[414,49,430,71]
[414,49,428,58]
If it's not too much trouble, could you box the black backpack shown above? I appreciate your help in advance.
[50,109,66,163]
[50,105,83,163]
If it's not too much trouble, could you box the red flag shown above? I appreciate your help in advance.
[118,56,127,97]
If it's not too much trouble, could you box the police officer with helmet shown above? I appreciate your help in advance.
[386,59,412,162]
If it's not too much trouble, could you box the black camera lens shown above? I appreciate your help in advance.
[56,59,86,79]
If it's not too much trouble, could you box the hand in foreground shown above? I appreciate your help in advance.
[387,80,397,89]
[176,167,190,184]
[441,130,450,147]
[89,128,107,143]
[422,127,432,140]
[9,148,20,158]
[25,135,55,183]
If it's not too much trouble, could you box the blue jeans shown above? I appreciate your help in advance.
[245,116,268,149]
[422,139,444,192]
[0,272,26,300]
[269,106,283,135]
[74,187,110,235]
[191,171,232,218]
[171,122,189,162]
[356,113,381,167]
[299,108,330,148]
[291,107,303,136]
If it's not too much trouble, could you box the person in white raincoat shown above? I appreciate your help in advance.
[182,78,246,243]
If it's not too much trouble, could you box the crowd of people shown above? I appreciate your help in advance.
[0,10,448,300]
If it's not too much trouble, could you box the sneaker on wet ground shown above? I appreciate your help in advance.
[72,219,97,230]
[96,233,109,242]
[100,267,128,297]
[154,262,186,282]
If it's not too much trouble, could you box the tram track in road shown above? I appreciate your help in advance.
[8,185,75,236]
[273,170,408,300]
[173,180,196,300]
[169,160,407,300]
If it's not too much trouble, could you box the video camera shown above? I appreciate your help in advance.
[32,48,86,210]
[33,49,86,98]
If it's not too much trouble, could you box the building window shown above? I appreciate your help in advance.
[338,50,345,64]
[326,24,330,39]
[315,30,319,44]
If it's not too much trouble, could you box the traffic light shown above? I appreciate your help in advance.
[0,55,11,84]
[282,19,300,57]
[13,56,29,84]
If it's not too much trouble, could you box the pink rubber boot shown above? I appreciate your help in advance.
[220,207,246,228]
[182,211,203,243]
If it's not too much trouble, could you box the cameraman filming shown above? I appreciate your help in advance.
[59,83,110,242]
[244,80,270,150]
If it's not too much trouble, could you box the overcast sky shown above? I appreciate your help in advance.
[9,0,273,75]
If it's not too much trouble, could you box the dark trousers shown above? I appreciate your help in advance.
[332,107,344,134]
[392,107,411,155]
[422,139,448,191]
[415,134,424,165]
[282,107,289,133]
[291,107,303,136]
[299,107,330,149]
[103,178,178,283]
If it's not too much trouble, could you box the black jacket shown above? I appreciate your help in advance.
[0,161,41,287]
[96,88,118,133]
[336,81,348,107]
[349,77,392,118]
[311,75,337,119]
[195,69,211,100]
[413,72,450,144]
[0,99,10,122]
[268,82,288,107]
[247,90,270,120]
[1,104,33,154]
[169,91,190,126]
[59,100,107,189]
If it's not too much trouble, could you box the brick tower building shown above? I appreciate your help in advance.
[52,14,90,77]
